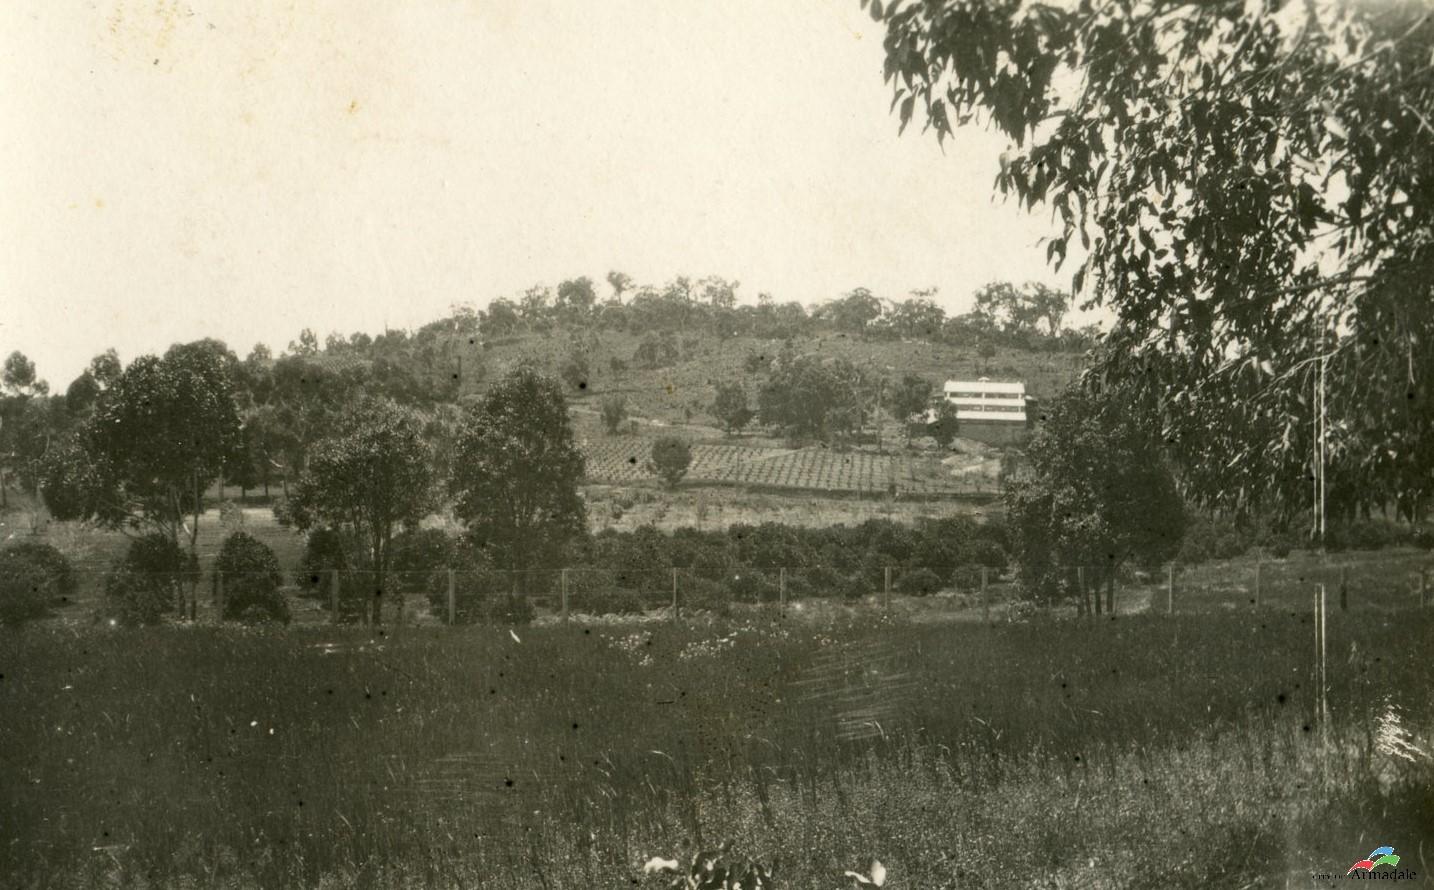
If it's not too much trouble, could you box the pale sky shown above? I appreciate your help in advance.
[1,0,1072,387]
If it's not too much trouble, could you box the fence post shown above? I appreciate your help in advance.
[884,566,892,610]
[330,569,340,626]
[1421,568,1428,608]
[671,568,680,624]
[561,568,570,623]
[981,567,989,622]
[447,569,456,626]
[215,570,224,623]
[1254,557,1261,609]
[1077,566,1085,615]
[1166,564,1174,615]
[779,567,786,607]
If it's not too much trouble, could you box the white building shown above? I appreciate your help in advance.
[934,378,1033,446]
[943,378,1028,423]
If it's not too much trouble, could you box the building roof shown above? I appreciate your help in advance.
[944,378,1025,395]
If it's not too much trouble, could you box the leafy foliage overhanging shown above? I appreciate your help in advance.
[874,0,1434,522]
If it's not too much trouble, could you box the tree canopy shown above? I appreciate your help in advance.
[875,0,1434,521]
[449,366,587,573]
[1006,386,1186,614]
[43,346,242,542]
[279,399,435,624]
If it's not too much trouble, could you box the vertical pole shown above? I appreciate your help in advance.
[779,567,786,607]
[330,569,340,625]
[447,569,456,626]
[1254,557,1261,609]
[1078,566,1086,616]
[883,566,892,610]
[1166,564,1174,615]
[1421,568,1428,608]
[1319,584,1329,753]
[215,570,224,623]
[1319,353,1327,544]
[671,567,679,624]
[561,568,569,623]
[981,567,989,622]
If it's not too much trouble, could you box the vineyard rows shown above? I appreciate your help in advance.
[580,439,997,496]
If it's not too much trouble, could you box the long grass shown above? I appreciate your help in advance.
[3,610,1430,888]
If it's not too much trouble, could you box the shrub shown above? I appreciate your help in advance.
[898,567,944,596]
[100,534,198,626]
[216,532,289,625]
[0,541,77,606]
[424,548,508,625]
[600,396,628,435]
[727,569,780,604]
[964,538,1009,570]
[100,566,171,626]
[295,528,374,623]
[948,564,985,592]
[389,529,455,596]
[679,575,731,614]
[799,564,848,599]
[560,353,590,391]
[1413,526,1434,551]
[0,551,53,626]
[837,570,874,600]
[576,587,647,616]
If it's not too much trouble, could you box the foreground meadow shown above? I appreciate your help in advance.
[3,610,1431,889]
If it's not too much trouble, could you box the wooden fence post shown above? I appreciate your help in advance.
[447,569,456,626]
[981,567,989,622]
[1077,566,1086,615]
[883,566,892,610]
[779,567,786,607]
[671,568,680,624]
[1254,557,1261,609]
[561,568,570,623]
[330,569,340,625]
[215,570,224,623]
[1166,564,1174,615]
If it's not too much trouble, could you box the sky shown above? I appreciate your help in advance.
[0,0,1074,387]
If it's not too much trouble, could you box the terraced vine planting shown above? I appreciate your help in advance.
[579,438,997,496]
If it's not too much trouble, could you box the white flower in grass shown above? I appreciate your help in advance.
[844,859,886,887]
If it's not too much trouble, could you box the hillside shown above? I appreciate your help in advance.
[463,328,1086,430]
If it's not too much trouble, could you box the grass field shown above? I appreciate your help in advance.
[2,610,1430,889]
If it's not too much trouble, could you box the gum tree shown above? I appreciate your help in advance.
[873,0,1434,523]
[279,399,435,625]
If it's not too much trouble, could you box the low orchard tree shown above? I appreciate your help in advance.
[215,532,289,624]
[648,436,692,489]
[0,541,77,610]
[101,534,200,626]
[0,547,66,625]
[1006,386,1186,615]
[278,399,435,625]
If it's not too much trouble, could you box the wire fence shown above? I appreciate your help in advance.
[44,551,1434,627]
